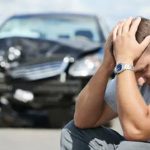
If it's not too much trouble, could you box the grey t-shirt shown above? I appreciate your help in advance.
[104,78,150,112]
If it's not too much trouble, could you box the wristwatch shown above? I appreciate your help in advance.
[114,63,134,74]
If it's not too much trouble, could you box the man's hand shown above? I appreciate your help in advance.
[102,32,115,72]
[113,17,150,64]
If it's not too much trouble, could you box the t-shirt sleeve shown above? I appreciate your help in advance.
[104,78,117,112]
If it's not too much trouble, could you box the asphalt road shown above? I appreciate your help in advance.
[0,128,61,150]
[0,118,122,150]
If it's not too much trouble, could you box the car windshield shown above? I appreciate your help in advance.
[0,15,101,43]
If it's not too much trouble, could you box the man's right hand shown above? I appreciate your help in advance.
[102,32,115,73]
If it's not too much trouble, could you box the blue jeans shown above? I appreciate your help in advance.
[60,120,150,150]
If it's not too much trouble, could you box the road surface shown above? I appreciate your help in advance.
[0,118,122,150]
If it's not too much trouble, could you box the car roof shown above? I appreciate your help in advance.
[9,13,98,20]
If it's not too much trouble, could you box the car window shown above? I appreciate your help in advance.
[0,15,102,43]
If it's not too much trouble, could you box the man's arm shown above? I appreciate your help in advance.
[116,69,149,140]
[74,64,117,128]
[113,17,150,141]
[74,33,117,128]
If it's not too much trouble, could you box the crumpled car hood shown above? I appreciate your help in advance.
[0,37,102,80]
[7,57,70,80]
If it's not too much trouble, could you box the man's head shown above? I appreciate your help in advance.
[135,17,150,85]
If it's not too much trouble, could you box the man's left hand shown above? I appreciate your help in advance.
[113,17,150,64]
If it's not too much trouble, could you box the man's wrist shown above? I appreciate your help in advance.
[116,57,134,65]
[101,62,114,75]
[114,63,134,74]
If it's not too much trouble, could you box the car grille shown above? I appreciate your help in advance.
[7,60,69,80]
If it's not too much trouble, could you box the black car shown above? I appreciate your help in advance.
[0,13,109,128]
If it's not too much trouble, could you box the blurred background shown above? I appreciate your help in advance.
[0,0,149,150]
[0,0,150,27]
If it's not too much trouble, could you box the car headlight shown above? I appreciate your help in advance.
[69,53,103,77]
[14,89,34,103]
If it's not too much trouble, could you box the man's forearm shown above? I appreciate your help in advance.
[116,70,148,139]
[74,63,112,128]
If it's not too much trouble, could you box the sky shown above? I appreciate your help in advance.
[0,0,150,28]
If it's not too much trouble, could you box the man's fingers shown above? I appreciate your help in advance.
[140,35,150,50]
[122,17,133,33]
[113,25,119,41]
[117,22,124,36]
[129,17,141,34]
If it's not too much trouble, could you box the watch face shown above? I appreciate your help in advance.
[116,64,122,72]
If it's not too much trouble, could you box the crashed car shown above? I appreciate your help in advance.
[0,13,109,128]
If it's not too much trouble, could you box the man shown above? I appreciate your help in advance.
[61,17,150,150]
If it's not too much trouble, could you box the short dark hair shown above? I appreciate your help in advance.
[136,17,150,44]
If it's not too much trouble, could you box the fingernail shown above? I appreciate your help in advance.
[137,17,141,20]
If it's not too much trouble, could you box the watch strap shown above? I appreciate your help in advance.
[114,63,134,74]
